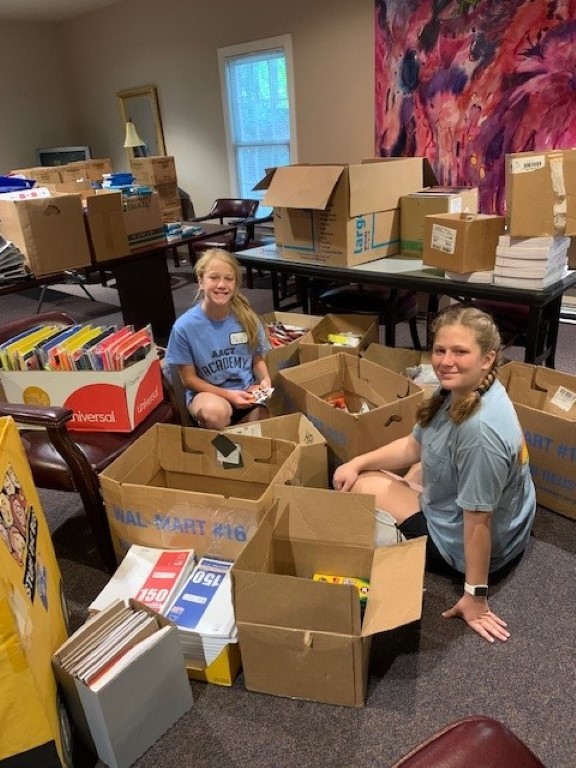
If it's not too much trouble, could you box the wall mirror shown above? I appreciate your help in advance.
[117,84,166,159]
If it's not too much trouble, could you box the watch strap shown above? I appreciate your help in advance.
[464,582,489,597]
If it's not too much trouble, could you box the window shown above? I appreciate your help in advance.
[218,35,297,215]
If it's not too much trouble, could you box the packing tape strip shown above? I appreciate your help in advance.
[549,155,567,235]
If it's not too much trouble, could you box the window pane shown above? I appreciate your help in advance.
[236,144,290,214]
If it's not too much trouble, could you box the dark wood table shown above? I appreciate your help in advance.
[234,244,576,366]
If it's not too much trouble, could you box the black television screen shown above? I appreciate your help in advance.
[36,146,92,166]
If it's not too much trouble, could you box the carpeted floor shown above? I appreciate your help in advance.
[3,258,576,767]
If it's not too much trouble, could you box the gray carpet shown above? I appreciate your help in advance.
[3,259,576,767]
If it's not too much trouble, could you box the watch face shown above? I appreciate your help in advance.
[474,586,488,597]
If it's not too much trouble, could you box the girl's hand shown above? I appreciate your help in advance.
[332,462,359,492]
[227,389,256,409]
[442,594,510,643]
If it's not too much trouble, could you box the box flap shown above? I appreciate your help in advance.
[263,165,344,210]
[252,167,278,191]
[361,537,426,637]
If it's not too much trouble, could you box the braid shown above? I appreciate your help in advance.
[416,389,450,427]
[449,361,499,424]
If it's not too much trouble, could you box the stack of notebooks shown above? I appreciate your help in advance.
[493,235,570,288]
[0,234,28,283]
[165,556,237,667]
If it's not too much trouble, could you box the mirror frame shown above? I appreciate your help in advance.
[117,84,166,159]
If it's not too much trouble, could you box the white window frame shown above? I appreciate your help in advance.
[217,34,298,198]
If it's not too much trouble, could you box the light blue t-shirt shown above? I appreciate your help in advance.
[412,380,536,573]
[165,303,269,402]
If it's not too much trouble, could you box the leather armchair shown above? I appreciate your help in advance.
[0,311,181,572]
[390,715,545,768]
[188,197,260,255]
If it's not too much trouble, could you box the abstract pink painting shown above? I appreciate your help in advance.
[375,0,576,213]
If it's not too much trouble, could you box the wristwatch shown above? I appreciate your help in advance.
[464,582,488,597]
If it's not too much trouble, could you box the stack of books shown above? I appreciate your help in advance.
[165,556,237,667]
[0,234,28,283]
[492,235,570,288]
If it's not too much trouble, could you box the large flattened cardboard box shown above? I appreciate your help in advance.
[261,159,424,266]
[423,212,505,273]
[279,353,424,463]
[52,600,193,768]
[505,148,576,237]
[121,191,165,250]
[499,361,576,520]
[0,417,71,767]
[225,412,328,489]
[0,347,162,433]
[299,313,380,364]
[0,193,92,276]
[400,187,479,257]
[83,189,130,263]
[232,485,426,707]
[362,343,435,398]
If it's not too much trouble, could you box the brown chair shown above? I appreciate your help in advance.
[0,311,181,572]
[390,715,545,768]
[186,198,261,262]
[315,283,422,349]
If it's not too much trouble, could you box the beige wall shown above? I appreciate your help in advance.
[2,0,374,214]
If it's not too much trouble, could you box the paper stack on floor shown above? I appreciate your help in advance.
[165,556,237,666]
[493,235,570,288]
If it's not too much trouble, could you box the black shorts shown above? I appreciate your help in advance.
[229,403,259,425]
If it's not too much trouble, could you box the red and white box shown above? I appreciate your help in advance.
[0,347,162,432]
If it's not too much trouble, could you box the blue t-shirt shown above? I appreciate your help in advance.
[412,380,536,573]
[165,303,269,402]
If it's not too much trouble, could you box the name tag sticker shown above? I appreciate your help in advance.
[230,332,248,345]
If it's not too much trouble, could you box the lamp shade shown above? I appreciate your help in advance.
[123,119,145,148]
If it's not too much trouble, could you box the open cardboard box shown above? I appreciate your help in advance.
[298,313,380,364]
[499,361,576,519]
[362,343,436,398]
[232,485,426,707]
[279,353,423,462]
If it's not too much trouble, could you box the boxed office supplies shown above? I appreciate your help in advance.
[0,192,92,276]
[298,313,380,364]
[98,424,302,561]
[52,599,193,768]
[505,148,576,237]
[279,353,423,462]
[423,212,505,273]
[0,417,71,767]
[0,345,162,432]
[232,485,426,707]
[121,190,165,250]
[400,187,479,257]
[225,412,328,489]
[258,159,424,266]
[499,361,576,520]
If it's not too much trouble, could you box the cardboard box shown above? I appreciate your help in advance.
[0,193,92,276]
[499,361,576,519]
[298,313,380,364]
[121,191,165,249]
[153,182,180,211]
[400,187,479,257]
[423,212,505,273]
[225,412,328,489]
[83,190,130,263]
[261,310,324,414]
[98,424,302,561]
[58,158,113,183]
[362,343,436,398]
[279,353,424,463]
[52,600,193,768]
[10,166,63,184]
[130,156,177,186]
[0,417,71,767]
[0,347,162,433]
[232,485,426,707]
[505,149,576,237]
[260,159,424,266]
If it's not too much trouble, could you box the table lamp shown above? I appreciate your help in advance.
[123,119,147,157]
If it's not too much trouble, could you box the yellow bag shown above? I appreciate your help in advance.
[0,417,71,767]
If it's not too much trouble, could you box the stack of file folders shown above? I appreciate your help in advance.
[165,556,237,666]
[0,234,28,283]
[492,235,570,288]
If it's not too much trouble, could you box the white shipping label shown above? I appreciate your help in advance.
[510,155,545,174]
[550,386,576,412]
[431,224,457,254]
[449,198,463,213]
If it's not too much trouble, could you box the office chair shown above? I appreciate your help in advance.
[0,311,181,572]
[186,198,261,262]
[315,283,422,349]
[390,715,545,768]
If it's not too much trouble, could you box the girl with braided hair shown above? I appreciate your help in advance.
[166,248,271,429]
[333,305,535,643]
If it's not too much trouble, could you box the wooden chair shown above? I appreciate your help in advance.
[0,311,182,572]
